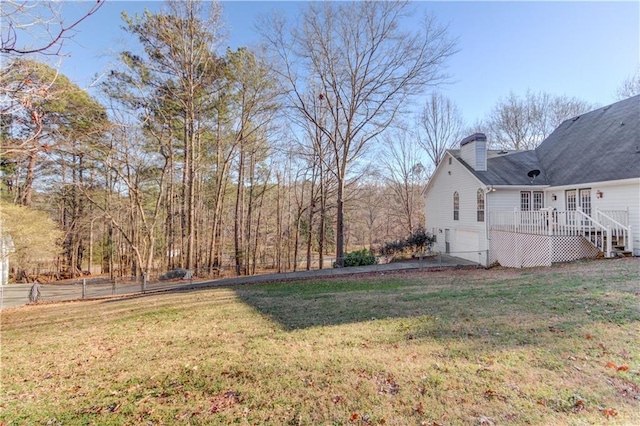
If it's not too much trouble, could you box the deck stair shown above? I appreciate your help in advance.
[595,209,633,257]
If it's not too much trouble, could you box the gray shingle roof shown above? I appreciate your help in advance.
[536,94,640,186]
[452,149,549,186]
[452,95,640,187]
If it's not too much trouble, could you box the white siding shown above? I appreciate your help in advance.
[425,154,488,265]
[426,156,640,265]
[487,189,524,213]
[460,140,487,171]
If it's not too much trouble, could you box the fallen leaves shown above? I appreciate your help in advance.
[208,390,239,414]
[483,389,507,402]
[375,373,400,395]
[605,361,629,372]
[548,325,565,335]
[477,415,495,425]
[80,403,120,415]
[572,398,585,413]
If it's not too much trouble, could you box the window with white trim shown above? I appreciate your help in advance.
[453,192,459,220]
[521,191,544,211]
[477,189,485,222]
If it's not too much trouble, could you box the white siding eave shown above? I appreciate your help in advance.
[490,185,550,190]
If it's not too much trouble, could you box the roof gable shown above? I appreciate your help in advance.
[423,151,485,195]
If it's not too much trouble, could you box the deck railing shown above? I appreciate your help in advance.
[596,209,632,253]
[490,209,616,257]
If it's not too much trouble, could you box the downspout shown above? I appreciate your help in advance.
[485,186,492,266]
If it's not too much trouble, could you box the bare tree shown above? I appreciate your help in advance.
[82,122,168,280]
[1,0,104,57]
[616,68,640,99]
[416,92,464,168]
[116,0,226,271]
[260,1,456,265]
[380,129,429,235]
[226,47,278,275]
[488,90,593,150]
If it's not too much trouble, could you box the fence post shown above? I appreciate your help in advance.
[112,279,115,296]
[142,273,147,293]
[82,278,86,299]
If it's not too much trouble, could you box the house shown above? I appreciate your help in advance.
[424,95,640,267]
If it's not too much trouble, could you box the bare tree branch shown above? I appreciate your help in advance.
[616,68,640,100]
[487,90,594,150]
[1,0,105,57]
[416,92,463,168]
[260,1,457,265]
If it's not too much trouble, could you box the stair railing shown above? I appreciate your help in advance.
[596,209,632,254]
[576,208,611,257]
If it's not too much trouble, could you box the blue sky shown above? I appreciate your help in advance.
[50,1,639,125]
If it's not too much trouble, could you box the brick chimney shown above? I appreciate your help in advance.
[460,133,487,171]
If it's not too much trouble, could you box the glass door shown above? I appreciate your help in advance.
[580,189,592,226]
[566,190,576,225]
[579,189,591,216]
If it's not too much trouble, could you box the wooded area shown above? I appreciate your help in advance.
[1,0,621,283]
[1,1,443,282]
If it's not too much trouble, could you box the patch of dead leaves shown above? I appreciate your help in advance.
[209,390,240,414]
[483,389,507,402]
[605,361,629,372]
[375,373,400,395]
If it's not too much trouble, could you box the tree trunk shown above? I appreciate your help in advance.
[234,148,244,275]
[20,150,37,206]
[335,179,345,267]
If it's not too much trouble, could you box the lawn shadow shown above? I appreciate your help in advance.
[231,259,640,351]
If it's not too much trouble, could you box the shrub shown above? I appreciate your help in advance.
[380,226,435,256]
[336,249,379,267]
[159,268,188,280]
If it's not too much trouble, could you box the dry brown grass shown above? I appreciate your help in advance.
[1,258,639,425]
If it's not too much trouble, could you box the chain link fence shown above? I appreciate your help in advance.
[7,251,482,308]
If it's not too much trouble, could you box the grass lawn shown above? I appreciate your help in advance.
[1,258,639,425]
